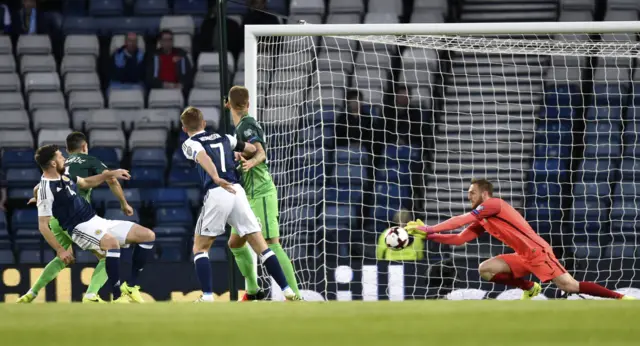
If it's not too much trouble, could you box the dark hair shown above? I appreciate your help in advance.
[66,132,87,152]
[471,178,494,196]
[346,89,361,102]
[159,29,173,39]
[35,144,59,170]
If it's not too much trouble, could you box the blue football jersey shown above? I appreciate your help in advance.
[36,175,96,231]
[182,131,241,190]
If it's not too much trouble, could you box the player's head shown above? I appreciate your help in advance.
[226,85,250,116]
[468,178,493,209]
[66,131,88,154]
[181,106,206,134]
[35,144,65,174]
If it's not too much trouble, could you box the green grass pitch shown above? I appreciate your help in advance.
[1,301,639,346]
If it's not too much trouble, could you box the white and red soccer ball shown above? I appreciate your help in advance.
[384,226,412,250]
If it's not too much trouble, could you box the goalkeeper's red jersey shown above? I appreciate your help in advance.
[469,198,551,257]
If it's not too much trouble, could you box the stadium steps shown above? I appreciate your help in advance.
[459,0,558,22]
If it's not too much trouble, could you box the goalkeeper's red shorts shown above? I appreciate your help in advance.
[498,249,568,283]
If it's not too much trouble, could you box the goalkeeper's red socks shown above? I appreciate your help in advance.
[578,281,623,299]
[490,273,535,290]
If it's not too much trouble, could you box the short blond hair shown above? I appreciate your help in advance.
[228,85,249,113]
[180,106,204,132]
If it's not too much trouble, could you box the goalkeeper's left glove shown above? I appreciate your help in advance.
[405,219,434,240]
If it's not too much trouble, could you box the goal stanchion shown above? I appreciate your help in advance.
[244,22,640,300]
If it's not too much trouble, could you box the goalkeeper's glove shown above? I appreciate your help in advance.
[405,219,434,240]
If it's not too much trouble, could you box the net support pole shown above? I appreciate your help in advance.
[217,0,238,303]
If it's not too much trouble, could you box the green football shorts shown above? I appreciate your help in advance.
[231,193,280,239]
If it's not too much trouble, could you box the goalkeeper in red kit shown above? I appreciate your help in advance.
[406,179,636,300]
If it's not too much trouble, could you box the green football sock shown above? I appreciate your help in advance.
[230,246,260,295]
[268,243,301,298]
[30,257,66,295]
[85,259,107,295]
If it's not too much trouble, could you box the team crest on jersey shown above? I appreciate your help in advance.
[244,129,254,137]
[62,176,70,182]
[472,205,484,215]
[186,146,193,158]
[95,229,102,236]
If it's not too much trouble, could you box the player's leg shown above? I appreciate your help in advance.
[228,187,297,300]
[99,233,127,303]
[193,234,216,302]
[17,218,71,303]
[549,260,629,299]
[257,194,302,299]
[228,231,262,299]
[82,251,107,303]
[479,255,539,299]
[108,222,155,303]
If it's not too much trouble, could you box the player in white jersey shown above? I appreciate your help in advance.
[180,106,298,301]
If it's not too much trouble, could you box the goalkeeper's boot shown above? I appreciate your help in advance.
[621,295,637,300]
[120,282,145,303]
[112,296,130,304]
[82,295,106,303]
[521,282,542,300]
[16,292,36,304]
[241,290,266,302]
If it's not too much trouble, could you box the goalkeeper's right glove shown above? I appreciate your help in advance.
[405,219,433,240]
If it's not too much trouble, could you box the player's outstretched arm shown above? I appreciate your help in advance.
[195,151,236,194]
[76,169,130,189]
[406,213,477,235]
[105,171,133,216]
[241,142,265,171]
[38,216,73,264]
[427,227,481,246]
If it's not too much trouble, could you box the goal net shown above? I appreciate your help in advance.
[245,22,640,300]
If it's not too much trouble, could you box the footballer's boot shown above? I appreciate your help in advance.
[241,290,267,301]
[112,296,130,303]
[16,292,36,303]
[120,282,145,303]
[82,295,106,303]
[621,295,637,300]
[194,295,214,303]
[283,287,301,301]
[521,282,542,300]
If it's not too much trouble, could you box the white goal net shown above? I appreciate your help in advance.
[245,23,640,300]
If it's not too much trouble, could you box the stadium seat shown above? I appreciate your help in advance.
[377,163,411,185]
[75,250,99,263]
[529,182,562,197]
[24,72,61,93]
[134,0,169,15]
[577,159,618,181]
[60,55,96,76]
[108,16,161,36]
[144,188,188,208]
[89,129,126,149]
[174,0,207,14]
[64,35,100,56]
[92,187,142,209]
[0,73,21,92]
[157,240,185,262]
[332,165,367,186]
[334,145,371,165]
[573,243,602,259]
[384,145,420,162]
[128,167,165,188]
[63,16,99,35]
[131,109,173,131]
[32,109,70,131]
[0,91,25,110]
[194,71,220,89]
[197,52,234,72]
[104,208,140,223]
[160,15,195,36]
[171,148,191,168]
[173,34,192,53]
[155,208,193,228]
[328,0,364,14]
[168,167,200,187]
[536,119,572,144]
[572,198,609,223]
[325,185,363,204]
[189,88,220,107]
[109,89,145,109]
[611,198,640,221]
[18,250,44,264]
[148,89,184,110]
[89,147,120,168]
[20,55,56,74]
[129,129,169,149]
[85,109,121,131]
[0,250,14,264]
[154,227,188,239]
[0,36,12,55]
[0,109,28,129]
[12,209,38,232]
[535,144,571,158]
[38,129,72,147]
[28,91,66,111]
[14,229,41,239]
[532,158,570,181]
[6,168,40,188]
[281,206,317,230]
[2,148,35,168]
[68,90,105,112]
[208,247,227,262]
[89,0,124,16]
[65,72,101,93]
[290,0,325,15]
[0,55,16,73]
[0,129,33,148]
[17,35,52,56]
[131,148,168,167]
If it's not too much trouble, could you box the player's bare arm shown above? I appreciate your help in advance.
[76,169,130,189]
[28,184,39,205]
[241,141,265,171]
[195,151,236,195]
[38,216,74,264]
[104,171,134,216]
[427,227,482,246]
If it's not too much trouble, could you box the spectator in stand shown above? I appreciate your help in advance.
[243,0,280,26]
[109,32,146,91]
[199,3,242,58]
[378,84,428,149]
[10,0,51,35]
[147,29,192,92]
[335,89,374,151]
[1,3,10,34]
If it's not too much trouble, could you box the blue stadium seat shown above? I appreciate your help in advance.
[104,208,140,223]
[613,182,640,199]
[623,121,640,143]
[2,148,35,168]
[89,0,124,16]
[19,250,44,264]
[208,247,227,262]
[593,84,629,106]
[267,0,287,14]
[128,167,165,188]
[135,0,169,15]
[532,159,569,182]
[144,188,188,208]
[577,159,619,182]
[377,163,411,185]
[132,148,168,168]
[186,188,201,207]
[573,182,612,198]
[325,185,363,204]
[281,206,317,230]
[586,106,623,120]
[0,210,7,233]
[620,159,640,181]
[604,243,637,258]
[611,198,639,221]
[63,16,98,35]
[63,0,87,15]
[6,168,41,187]
[168,167,200,187]
[574,243,602,259]
[89,147,119,168]
[75,250,99,263]
[626,106,640,120]
[535,120,572,145]
[373,204,399,224]
[572,199,610,232]
[325,204,355,229]
[333,165,367,186]
[385,145,420,162]
[172,148,191,168]
[156,208,193,228]
[544,84,581,108]
[375,182,409,206]
[174,0,208,15]
[584,140,622,159]
[158,239,184,262]
[227,0,249,14]
[109,17,161,35]
[286,184,321,206]
[298,163,324,185]
[9,188,35,201]
[0,250,14,264]
[0,227,8,239]
[335,145,371,165]
[11,209,38,232]
[153,227,188,237]
[312,107,337,125]
[14,229,41,239]
[535,144,571,158]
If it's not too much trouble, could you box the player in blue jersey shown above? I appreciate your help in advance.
[180,106,298,302]
[34,144,156,303]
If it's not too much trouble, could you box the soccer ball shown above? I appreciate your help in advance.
[385,226,411,250]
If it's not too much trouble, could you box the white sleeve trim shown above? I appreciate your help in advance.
[182,139,205,162]
[37,181,54,217]
[1,5,10,27]
[225,134,238,149]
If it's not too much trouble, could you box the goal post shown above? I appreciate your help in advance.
[243,21,640,301]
